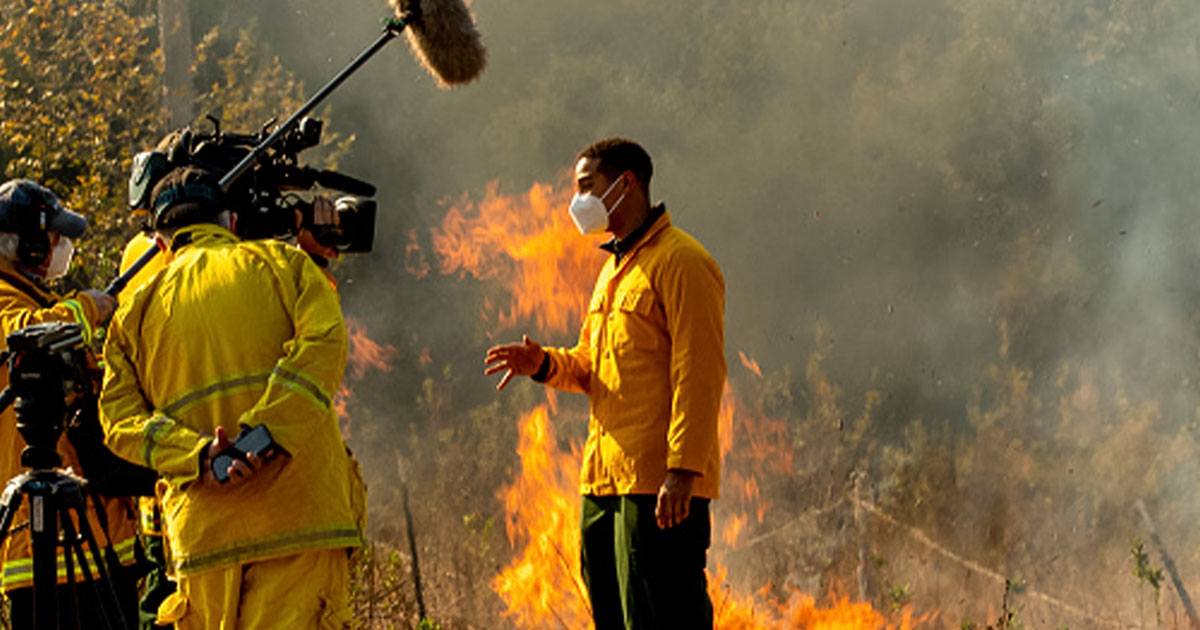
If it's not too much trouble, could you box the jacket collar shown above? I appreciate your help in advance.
[0,261,56,307]
[600,203,669,263]
[170,223,239,252]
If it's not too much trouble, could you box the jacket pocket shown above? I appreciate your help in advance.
[155,590,188,625]
[587,292,607,351]
[612,290,661,351]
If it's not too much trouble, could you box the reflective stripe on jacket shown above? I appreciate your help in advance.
[542,211,726,499]
[100,224,364,576]
[0,264,139,591]
[2,535,139,589]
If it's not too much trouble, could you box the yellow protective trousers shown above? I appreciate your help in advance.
[156,549,351,630]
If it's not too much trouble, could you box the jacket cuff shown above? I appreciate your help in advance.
[62,294,98,344]
[531,351,551,382]
[172,438,212,488]
[71,292,99,322]
[666,452,706,474]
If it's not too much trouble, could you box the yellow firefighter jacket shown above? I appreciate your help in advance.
[99,224,364,577]
[541,208,726,499]
[118,233,168,537]
[0,265,139,590]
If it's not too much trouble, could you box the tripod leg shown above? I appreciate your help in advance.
[58,497,101,630]
[78,491,133,630]
[30,493,60,630]
[58,489,128,630]
[61,517,81,630]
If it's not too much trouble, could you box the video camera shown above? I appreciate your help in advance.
[0,323,95,470]
[0,322,156,494]
[128,115,377,253]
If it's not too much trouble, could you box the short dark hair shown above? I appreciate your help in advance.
[150,167,225,231]
[577,138,653,195]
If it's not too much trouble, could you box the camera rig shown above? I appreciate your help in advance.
[0,322,92,470]
[128,115,378,253]
[0,322,156,496]
[110,16,427,296]
[0,322,139,629]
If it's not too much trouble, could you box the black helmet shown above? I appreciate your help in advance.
[0,180,87,239]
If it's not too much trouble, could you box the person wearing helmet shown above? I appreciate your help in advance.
[118,128,348,630]
[100,167,364,629]
[0,178,142,627]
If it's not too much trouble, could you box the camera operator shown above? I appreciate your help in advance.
[116,208,338,630]
[99,166,365,629]
[118,126,348,630]
[0,179,142,626]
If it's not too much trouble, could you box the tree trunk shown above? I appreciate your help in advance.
[158,0,193,129]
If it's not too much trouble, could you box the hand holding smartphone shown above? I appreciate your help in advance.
[211,424,287,484]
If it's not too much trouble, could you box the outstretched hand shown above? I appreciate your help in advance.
[483,335,545,390]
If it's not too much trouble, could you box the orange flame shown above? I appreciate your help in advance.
[346,317,398,381]
[740,351,764,378]
[492,405,592,630]
[430,180,605,335]
[495,403,922,630]
[336,318,399,438]
[425,181,923,629]
[722,513,748,548]
[334,387,349,420]
[711,571,920,630]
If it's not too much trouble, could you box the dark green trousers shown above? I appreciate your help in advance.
[581,494,713,630]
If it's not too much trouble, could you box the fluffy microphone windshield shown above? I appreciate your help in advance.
[390,0,487,88]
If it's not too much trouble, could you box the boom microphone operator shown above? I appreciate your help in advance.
[109,0,487,295]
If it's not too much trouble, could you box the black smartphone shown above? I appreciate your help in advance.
[211,425,280,484]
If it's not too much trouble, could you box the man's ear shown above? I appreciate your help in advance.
[154,233,169,252]
[623,171,640,194]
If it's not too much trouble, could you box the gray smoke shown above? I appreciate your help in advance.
[202,0,1200,624]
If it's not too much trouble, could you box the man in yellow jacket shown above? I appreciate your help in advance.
[485,138,726,630]
[117,232,175,630]
[0,179,143,626]
[100,167,365,629]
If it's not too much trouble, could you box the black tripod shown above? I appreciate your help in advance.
[0,323,131,630]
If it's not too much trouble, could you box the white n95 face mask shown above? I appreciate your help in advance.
[568,176,625,235]
[46,236,74,280]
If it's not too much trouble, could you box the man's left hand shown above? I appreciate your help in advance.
[655,469,698,529]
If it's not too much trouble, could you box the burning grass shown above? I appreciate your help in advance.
[340,181,1200,629]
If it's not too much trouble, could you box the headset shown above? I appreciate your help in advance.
[9,184,56,269]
